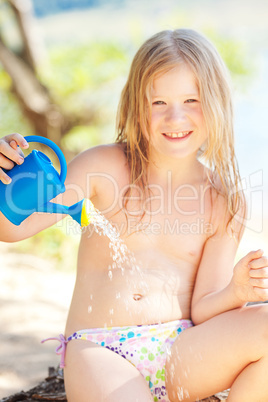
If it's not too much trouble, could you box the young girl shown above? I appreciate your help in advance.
[1,29,268,402]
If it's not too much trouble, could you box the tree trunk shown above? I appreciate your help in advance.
[0,38,69,146]
[7,0,43,71]
[0,0,73,148]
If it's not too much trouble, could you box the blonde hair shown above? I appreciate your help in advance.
[116,28,243,228]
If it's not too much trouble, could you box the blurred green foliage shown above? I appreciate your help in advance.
[0,69,32,136]
[203,29,255,82]
[0,26,255,268]
[40,41,128,100]
[62,125,102,153]
[39,40,130,148]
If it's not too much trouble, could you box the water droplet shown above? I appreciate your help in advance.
[83,203,150,305]
[88,305,92,313]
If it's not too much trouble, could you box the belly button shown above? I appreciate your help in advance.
[133,293,142,301]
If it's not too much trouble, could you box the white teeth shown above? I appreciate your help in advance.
[165,131,190,138]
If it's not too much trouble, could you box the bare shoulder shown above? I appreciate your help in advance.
[66,143,129,201]
[70,143,127,171]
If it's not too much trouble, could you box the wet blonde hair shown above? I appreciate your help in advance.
[116,28,243,228]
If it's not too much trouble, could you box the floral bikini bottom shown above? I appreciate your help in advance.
[42,319,193,402]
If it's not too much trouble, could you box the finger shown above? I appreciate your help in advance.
[252,287,268,302]
[0,168,12,184]
[250,267,268,278]
[242,249,264,265]
[249,256,268,269]
[9,139,25,158]
[0,153,15,170]
[0,140,25,165]
[249,278,268,289]
[9,140,18,149]
[6,133,29,149]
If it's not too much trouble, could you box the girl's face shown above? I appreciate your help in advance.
[149,63,207,161]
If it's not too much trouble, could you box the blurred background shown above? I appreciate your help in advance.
[0,0,267,398]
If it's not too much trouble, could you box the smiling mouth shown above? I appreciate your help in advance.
[163,131,192,139]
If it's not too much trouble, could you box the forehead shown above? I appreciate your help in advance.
[151,64,199,96]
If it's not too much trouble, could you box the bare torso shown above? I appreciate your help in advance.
[64,145,213,336]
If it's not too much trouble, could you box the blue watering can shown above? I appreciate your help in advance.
[0,135,94,226]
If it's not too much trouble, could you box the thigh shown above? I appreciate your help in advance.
[64,339,153,402]
[166,304,268,401]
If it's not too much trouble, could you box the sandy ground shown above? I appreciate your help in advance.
[0,242,75,400]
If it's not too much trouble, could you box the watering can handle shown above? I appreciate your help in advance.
[24,135,67,183]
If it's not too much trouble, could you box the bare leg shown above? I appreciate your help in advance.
[165,304,268,402]
[64,339,153,402]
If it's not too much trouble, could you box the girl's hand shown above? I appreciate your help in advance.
[0,133,29,184]
[232,249,268,303]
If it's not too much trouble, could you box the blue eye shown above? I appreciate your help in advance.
[152,101,166,105]
[185,99,197,103]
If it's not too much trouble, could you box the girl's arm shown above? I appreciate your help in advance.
[191,198,268,324]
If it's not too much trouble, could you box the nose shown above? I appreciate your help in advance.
[165,104,187,125]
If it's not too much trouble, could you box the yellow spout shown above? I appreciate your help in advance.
[80,198,96,227]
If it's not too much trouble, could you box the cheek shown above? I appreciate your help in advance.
[194,109,205,128]
[150,110,162,129]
